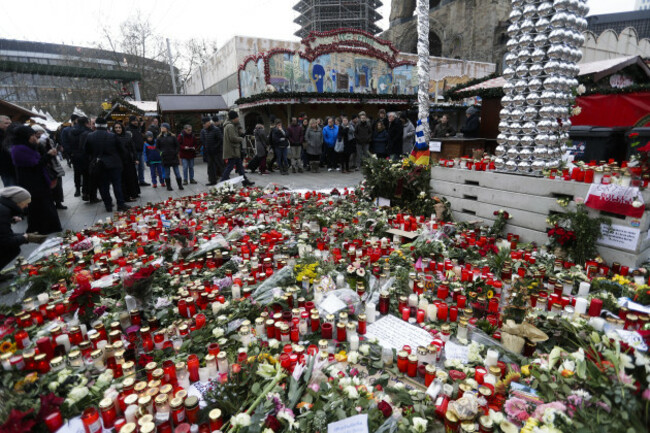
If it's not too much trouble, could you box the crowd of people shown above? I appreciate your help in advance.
[0,105,480,269]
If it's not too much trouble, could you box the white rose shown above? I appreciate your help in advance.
[576,84,586,95]
[359,344,370,356]
[212,327,225,338]
[412,417,428,433]
[344,385,359,399]
[48,381,59,392]
[347,351,360,364]
[268,338,280,349]
[560,360,575,372]
[68,386,89,402]
[571,106,582,116]
[231,413,251,428]
[489,409,505,425]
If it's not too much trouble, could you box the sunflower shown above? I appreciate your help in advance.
[0,340,16,354]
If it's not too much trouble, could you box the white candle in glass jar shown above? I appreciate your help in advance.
[590,316,606,331]
[427,304,438,322]
[574,297,588,315]
[578,282,590,297]
[199,367,210,383]
[349,335,359,351]
[408,294,418,307]
[55,334,71,353]
[365,303,376,323]
[485,349,499,367]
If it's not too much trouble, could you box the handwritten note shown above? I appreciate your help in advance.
[365,315,433,351]
[319,294,347,315]
[429,141,442,152]
[597,224,640,251]
[328,414,368,433]
[444,341,469,362]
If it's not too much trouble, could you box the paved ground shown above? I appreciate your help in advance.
[9,160,363,262]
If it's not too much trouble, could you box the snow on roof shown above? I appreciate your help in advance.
[129,100,158,114]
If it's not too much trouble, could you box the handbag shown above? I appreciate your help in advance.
[334,138,344,153]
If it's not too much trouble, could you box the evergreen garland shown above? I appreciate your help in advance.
[235,91,417,106]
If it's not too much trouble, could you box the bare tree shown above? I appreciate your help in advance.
[173,38,219,93]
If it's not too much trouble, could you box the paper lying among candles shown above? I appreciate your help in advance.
[365,315,433,351]
[328,414,368,433]
[319,293,348,315]
[444,341,469,363]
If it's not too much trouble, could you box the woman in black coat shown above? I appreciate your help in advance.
[0,186,47,270]
[113,122,140,201]
[157,123,183,191]
[10,126,62,235]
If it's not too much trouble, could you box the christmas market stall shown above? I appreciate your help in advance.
[157,94,229,131]
[0,98,45,123]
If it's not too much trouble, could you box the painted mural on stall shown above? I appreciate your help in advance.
[240,52,419,97]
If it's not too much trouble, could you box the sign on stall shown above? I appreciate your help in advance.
[597,224,640,251]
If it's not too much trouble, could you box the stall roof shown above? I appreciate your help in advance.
[157,94,228,113]
[458,56,650,93]
[129,100,158,114]
[0,99,45,122]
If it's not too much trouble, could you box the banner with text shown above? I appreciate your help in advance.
[585,184,644,218]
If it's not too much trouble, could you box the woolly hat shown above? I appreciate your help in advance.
[466,106,480,115]
[161,122,171,130]
[145,131,154,138]
[95,117,108,127]
[0,186,31,204]
[201,116,211,124]
[129,115,138,122]
[14,126,35,143]
[228,110,239,120]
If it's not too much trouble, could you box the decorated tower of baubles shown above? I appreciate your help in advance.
[495,0,589,174]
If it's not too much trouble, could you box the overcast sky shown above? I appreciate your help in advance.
[0,0,637,50]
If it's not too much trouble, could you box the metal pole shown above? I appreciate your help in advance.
[166,38,178,94]
[133,81,142,101]
[416,0,430,142]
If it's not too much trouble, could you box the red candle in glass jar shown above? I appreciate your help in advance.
[437,285,449,300]
[407,355,418,377]
[336,323,346,341]
[416,309,425,323]
[321,322,333,339]
[44,411,63,432]
[311,314,320,333]
[449,306,458,322]
[397,350,408,373]
[81,407,101,433]
[588,298,603,317]
[457,295,467,309]
[475,366,487,384]
[357,315,367,334]
[187,354,200,382]
[437,303,448,321]
[402,307,410,321]
[488,298,499,314]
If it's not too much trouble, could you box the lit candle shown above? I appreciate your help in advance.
[574,298,588,315]
[578,282,590,297]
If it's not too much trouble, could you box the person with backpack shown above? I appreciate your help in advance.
[177,124,198,185]
[157,123,183,192]
[143,131,164,188]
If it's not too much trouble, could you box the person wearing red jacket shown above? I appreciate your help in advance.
[177,124,198,185]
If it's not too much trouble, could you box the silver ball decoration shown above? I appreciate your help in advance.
[495,145,507,157]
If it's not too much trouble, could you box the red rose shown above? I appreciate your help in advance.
[265,415,282,431]
[556,228,566,236]
[377,400,393,418]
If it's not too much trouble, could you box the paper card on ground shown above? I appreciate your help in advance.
[319,293,347,315]
[328,414,368,433]
[444,341,469,363]
[597,224,640,251]
[376,197,391,207]
[386,228,420,240]
[365,315,433,351]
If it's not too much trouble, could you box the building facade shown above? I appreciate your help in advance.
[636,0,650,11]
[293,0,383,38]
[0,39,175,119]
[381,0,512,67]
[586,10,650,40]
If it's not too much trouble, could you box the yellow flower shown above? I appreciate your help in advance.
[561,369,574,377]
[0,341,16,354]
[296,402,313,411]
[521,365,531,376]
[334,351,348,362]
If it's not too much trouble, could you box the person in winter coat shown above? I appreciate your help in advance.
[177,124,198,185]
[33,125,66,210]
[375,109,389,130]
[372,122,389,159]
[201,117,224,186]
[304,119,323,173]
[220,111,254,187]
[287,117,304,173]
[354,112,372,170]
[84,117,129,212]
[156,123,183,192]
[68,117,93,199]
[337,117,355,173]
[113,122,140,201]
[322,117,339,171]
[10,126,62,234]
[128,115,149,186]
[251,124,269,174]
[148,117,160,138]
[0,187,47,271]
[271,120,290,175]
[460,106,481,138]
[401,114,415,155]
[143,132,164,188]
[433,114,456,138]
[387,112,403,161]
[0,115,15,187]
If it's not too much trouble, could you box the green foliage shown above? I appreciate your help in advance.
[547,203,611,266]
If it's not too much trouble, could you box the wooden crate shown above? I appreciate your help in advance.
[430,166,650,266]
